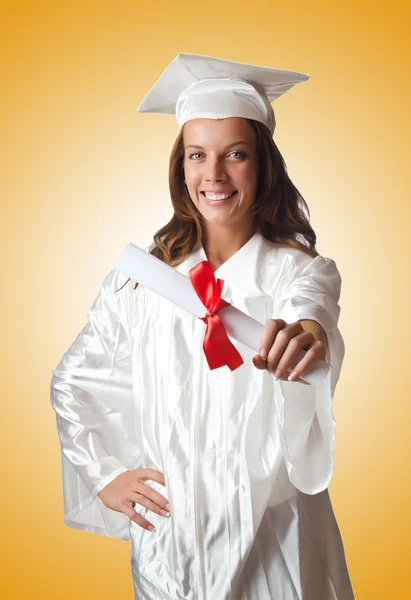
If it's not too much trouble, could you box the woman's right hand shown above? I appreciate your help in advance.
[97,467,170,532]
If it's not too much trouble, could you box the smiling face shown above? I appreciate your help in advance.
[182,117,259,236]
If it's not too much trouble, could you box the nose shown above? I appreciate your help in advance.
[205,157,227,183]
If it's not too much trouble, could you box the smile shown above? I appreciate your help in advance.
[201,191,238,201]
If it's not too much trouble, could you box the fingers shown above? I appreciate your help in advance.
[97,468,171,533]
[255,319,326,383]
[252,353,266,370]
[285,341,326,382]
[252,350,309,383]
[258,319,287,361]
[135,485,170,512]
[122,504,157,532]
[138,468,166,487]
[122,468,171,532]
[130,491,171,518]
[135,468,170,511]
[134,470,169,511]
[267,330,312,376]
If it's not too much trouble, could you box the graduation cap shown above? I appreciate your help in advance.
[136,53,310,135]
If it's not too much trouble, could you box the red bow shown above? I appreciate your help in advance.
[189,261,244,371]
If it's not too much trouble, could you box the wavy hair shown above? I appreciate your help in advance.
[116,118,317,292]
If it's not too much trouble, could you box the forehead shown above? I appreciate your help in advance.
[182,117,255,146]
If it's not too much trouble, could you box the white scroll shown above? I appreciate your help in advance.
[114,243,331,387]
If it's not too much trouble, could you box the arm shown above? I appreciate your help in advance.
[297,318,330,363]
[270,254,345,494]
[50,268,142,540]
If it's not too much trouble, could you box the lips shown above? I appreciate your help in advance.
[200,191,238,197]
[200,190,239,207]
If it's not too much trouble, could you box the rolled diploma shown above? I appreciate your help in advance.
[114,243,330,387]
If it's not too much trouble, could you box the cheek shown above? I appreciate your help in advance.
[183,165,199,188]
[183,169,200,202]
[237,164,258,189]
[248,162,259,189]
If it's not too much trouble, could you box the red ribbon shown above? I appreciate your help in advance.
[189,261,244,371]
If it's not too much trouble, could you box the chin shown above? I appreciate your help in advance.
[201,213,237,227]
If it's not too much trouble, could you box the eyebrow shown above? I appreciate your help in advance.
[184,141,251,150]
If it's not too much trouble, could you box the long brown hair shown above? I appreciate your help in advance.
[116,118,317,292]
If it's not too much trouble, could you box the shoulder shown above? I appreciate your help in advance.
[93,268,141,340]
[273,237,318,258]
[262,237,337,270]
[261,237,317,261]
[257,236,341,296]
[102,268,138,295]
[99,269,140,326]
[259,237,316,272]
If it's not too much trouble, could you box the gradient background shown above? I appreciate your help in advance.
[1,1,410,598]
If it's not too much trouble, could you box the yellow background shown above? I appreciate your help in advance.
[1,1,410,598]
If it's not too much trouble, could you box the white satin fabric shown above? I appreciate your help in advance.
[50,231,354,599]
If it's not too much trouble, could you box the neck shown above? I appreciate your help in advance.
[202,223,256,271]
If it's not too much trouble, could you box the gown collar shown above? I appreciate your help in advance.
[174,230,275,299]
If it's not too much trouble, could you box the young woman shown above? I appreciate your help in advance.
[51,54,355,599]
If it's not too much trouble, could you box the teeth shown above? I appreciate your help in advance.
[204,192,235,200]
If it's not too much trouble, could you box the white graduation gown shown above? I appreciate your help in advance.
[50,231,355,599]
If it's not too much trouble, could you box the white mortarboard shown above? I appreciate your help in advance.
[137,53,309,135]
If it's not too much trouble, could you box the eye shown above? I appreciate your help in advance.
[187,150,247,160]
[229,151,247,159]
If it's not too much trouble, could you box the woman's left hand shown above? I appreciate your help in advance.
[252,319,328,384]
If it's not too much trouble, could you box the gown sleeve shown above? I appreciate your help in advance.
[50,268,142,541]
[273,252,345,495]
